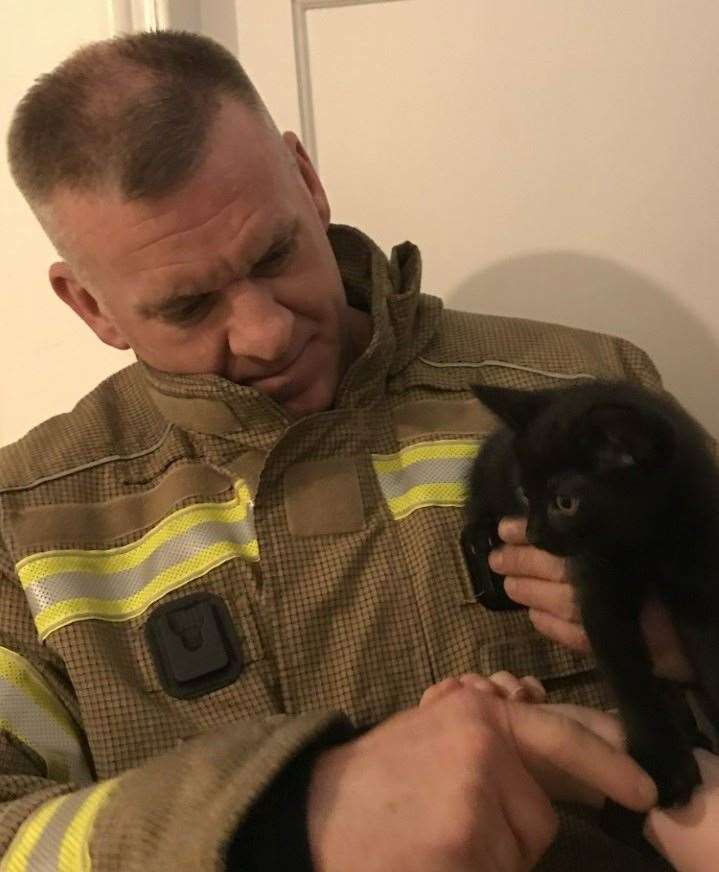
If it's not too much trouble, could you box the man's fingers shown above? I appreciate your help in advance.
[497,516,529,544]
[490,544,570,585]
[419,676,463,707]
[483,671,547,703]
[518,675,547,702]
[508,702,658,813]
[528,608,592,654]
[539,703,627,750]
[503,577,581,621]
[457,673,503,697]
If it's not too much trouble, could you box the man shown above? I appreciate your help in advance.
[0,29,683,871]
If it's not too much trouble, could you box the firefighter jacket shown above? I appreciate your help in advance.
[0,222,674,871]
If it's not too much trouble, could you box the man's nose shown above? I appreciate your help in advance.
[226,287,294,363]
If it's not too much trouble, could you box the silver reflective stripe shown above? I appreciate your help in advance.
[378,457,475,502]
[373,439,480,520]
[0,647,92,786]
[27,789,86,870]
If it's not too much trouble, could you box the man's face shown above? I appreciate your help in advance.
[49,99,362,418]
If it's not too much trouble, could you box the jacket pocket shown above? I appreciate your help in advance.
[129,573,282,723]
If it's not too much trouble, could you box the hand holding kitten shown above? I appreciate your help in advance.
[490,516,695,684]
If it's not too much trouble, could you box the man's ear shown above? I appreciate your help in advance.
[48,262,131,351]
[470,384,556,432]
[282,131,331,229]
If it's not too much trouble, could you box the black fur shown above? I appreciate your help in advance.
[466,378,719,807]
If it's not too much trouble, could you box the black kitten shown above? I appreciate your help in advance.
[466,378,719,808]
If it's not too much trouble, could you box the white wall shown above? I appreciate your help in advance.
[0,1,133,447]
[299,0,719,435]
[2,1,718,447]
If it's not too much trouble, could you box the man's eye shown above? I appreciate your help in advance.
[169,294,214,324]
[256,242,293,271]
[167,241,295,326]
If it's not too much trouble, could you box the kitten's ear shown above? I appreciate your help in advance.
[582,405,675,470]
[470,384,555,432]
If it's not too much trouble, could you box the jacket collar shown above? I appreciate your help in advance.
[138,222,442,435]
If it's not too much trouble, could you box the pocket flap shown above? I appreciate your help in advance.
[479,632,597,683]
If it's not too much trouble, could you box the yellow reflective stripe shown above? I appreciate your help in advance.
[373,439,480,521]
[34,538,258,640]
[0,792,58,872]
[15,480,259,641]
[60,780,117,872]
[0,779,118,872]
[386,482,468,520]
[0,647,91,785]
[372,439,479,473]
[17,481,255,582]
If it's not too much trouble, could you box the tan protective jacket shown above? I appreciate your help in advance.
[0,223,673,870]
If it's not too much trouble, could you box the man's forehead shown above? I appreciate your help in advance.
[130,211,300,317]
[57,179,293,276]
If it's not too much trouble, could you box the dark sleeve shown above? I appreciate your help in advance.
[226,721,360,871]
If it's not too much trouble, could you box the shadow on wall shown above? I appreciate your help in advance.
[446,250,719,437]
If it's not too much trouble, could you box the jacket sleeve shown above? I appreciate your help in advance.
[0,550,353,872]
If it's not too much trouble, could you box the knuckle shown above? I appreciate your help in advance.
[421,677,463,706]
[489,670,515,683]
[438,676,463,692]
[449,696,498,748]
[459,674,497,695]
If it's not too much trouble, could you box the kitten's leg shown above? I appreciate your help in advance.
[577,573,701,808]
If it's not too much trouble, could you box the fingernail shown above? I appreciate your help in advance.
[511,687,529,701]
[489,550,503,571]
[504,577,516,594]
[520,676,546,699]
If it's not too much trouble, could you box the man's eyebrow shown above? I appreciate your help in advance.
[136,216,299,320]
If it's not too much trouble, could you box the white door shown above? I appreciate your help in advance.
[166,0,719,434]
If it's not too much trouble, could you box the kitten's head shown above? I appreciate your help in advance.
[472,381,676,556]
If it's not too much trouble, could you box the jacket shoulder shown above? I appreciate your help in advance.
[0,363,166,491]
[415,306,662,389]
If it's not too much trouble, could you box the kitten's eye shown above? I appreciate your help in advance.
[554,494,580,516]
[516,485,530,507]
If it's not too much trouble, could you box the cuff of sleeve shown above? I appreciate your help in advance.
[225,719,357,871]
